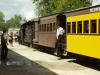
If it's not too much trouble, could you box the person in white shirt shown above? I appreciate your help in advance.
[56,25,64,40]
[55,25,64,56]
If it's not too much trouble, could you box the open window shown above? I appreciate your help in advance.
[84,20,89,33]
[91,20,97,33]
[41,24,43,32]
[67,22,71,33]
[44,24,46,32]
[50,23,52,32]
[39,24,41,32]
[99,19,100,33]
[53,23,56,32]
[47,24,49,32]
[78,21,82,33]
[72,22,76,33]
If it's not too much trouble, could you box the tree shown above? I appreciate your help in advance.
[0,11,5,30]
[3,15,22,30]
[0,11,22,31]
[33,0,92,17]
[0,11,4,23]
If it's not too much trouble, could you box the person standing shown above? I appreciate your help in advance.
[55,25,64,56]
[9,32,13,47]
[15,32,19,42]
[56,25,64,40]
[1,29,8,60]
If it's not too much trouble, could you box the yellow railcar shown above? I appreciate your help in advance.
[66,5,100,59]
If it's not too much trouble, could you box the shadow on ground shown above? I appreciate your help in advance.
[0,46,58,75]
[67,57,100,71]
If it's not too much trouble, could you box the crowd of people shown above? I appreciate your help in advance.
[0,32,19,46]
[0,30,19,60]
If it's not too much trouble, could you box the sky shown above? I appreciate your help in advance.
[0,0,100,21]
[92,0,100,6]
[0,0,36,21]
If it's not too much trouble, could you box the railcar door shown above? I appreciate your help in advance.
[56,14,66,30]
[55,14,66,56]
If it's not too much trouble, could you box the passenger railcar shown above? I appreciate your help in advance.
[65,5,100,59]
[35,14,66,54]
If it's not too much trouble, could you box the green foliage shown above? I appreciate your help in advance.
[0,11,22,31]
[0,11,4,22]
[0,11,5,30]
[33,0,92,17]
[3,15,22,30]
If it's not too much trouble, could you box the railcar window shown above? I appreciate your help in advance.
[40,24,42,32]
[44,24,46,32]
[72,22,76,33]
[47,24,49,32]
[67,22,71,33]
[78,21,82,33]
[53,23,56,32]
[41,24,43,32]
[39,24,41,32]
[84,21,89,33]
[91,20,97,33]
[42,24,44,32]
[50,23,52,32]
[33,24,35,38]
[99,19,100,33]
[43,24,45,32]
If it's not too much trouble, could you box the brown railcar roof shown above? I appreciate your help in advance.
[64,5,100,14]
[40,14,57,20]
[40,14,59,19]
[32,18,40,21]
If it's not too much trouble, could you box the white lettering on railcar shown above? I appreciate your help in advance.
[90,7,100,12]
